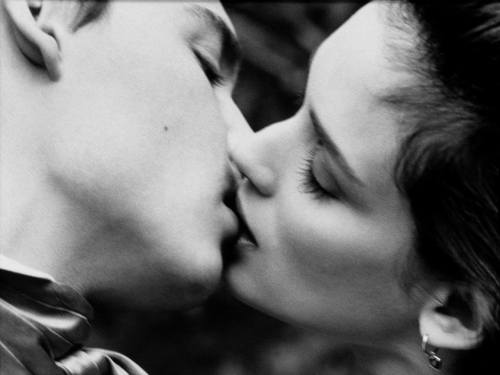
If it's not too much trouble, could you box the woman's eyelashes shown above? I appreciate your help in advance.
[194,50,224,87]
[299,143,340,201]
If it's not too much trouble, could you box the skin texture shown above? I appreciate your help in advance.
[228,2,423,342]
[0,1,245,309]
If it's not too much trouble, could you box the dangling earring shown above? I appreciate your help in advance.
[422,334,442,371]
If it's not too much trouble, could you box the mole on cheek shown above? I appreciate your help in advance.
[163,126,169,132]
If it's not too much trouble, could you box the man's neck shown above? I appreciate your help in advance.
[1,175,103,292]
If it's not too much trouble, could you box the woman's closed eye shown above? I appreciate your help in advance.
[299,141,341,201]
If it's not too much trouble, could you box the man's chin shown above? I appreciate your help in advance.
[86,265,223,313]
[85,287,211,315]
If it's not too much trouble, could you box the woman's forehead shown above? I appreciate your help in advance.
[309,2,415,101]
[306,3,416,202]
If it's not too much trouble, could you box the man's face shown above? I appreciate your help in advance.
[2,1,243,308]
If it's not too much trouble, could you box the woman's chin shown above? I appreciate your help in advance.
[223,250,260,303]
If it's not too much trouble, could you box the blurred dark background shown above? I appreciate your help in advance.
[229,2,363,131]
[89,3,363,374]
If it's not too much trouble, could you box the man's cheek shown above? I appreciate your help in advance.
[46,132,163,221]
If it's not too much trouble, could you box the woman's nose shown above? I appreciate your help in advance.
[229,134,276,196]
[217,94,276,196]
[228,120,292,197]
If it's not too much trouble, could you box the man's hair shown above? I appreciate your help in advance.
[384,1,500,371]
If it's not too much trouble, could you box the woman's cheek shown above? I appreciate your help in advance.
[277,201,380,288]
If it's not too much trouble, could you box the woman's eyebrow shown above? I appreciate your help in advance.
[310,107,366,188]
[186,5,242,75]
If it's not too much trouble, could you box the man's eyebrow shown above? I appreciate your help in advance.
[310,107,366,188]
[186,5,242,74]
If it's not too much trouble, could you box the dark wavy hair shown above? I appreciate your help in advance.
[383,1,499,372]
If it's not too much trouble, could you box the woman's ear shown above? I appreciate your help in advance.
[419,286,486,350]
[3,0,63,80]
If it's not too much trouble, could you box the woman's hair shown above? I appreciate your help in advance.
[385,0,499,370]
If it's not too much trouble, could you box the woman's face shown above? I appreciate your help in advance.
[227,2,423,341]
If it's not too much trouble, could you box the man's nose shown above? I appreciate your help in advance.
[214,87,252,141]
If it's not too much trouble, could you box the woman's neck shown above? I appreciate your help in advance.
[350,345,425,375]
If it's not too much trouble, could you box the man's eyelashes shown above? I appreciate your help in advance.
[194,50,224,87]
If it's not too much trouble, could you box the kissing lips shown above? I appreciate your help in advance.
[235,196,258,248]
[221,188,257,266]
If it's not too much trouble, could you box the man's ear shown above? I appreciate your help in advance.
[3,0,62,80]
[419,286,486,350]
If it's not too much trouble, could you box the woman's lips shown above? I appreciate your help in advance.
[235,195,258,247]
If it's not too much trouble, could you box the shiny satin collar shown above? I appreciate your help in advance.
[0,255,147,375]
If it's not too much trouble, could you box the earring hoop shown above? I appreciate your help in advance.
[422,334,442,371]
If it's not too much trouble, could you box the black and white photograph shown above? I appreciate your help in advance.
[1,1,498,374]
